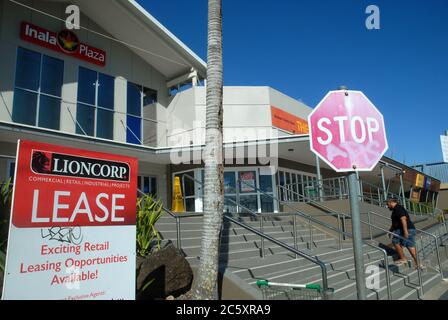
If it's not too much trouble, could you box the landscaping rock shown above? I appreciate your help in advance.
[136,241,193,300]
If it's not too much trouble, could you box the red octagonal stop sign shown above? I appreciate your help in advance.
[308,90,388,172]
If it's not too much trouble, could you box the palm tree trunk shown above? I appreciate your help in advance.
[192,0,224,300]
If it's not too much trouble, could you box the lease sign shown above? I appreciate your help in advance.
[2,140,138,300]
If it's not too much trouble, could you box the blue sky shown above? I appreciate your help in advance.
[139,0,448,165]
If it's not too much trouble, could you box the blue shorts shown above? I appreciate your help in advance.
[391,229,416,248]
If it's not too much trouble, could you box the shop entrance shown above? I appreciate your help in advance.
[172,167,278,213]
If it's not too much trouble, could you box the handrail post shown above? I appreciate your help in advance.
[308,216,313,251]
[433,235,443,278]
[416,246,424,297]
[293,215,298,258]
[383,249,392,300]
[176,217,181,250]
[367,211,373,241]
[260,217,265,258]
[420,235,426,261]
[337,213,343,251]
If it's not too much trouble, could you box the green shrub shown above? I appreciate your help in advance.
[136,195,164,257]
[0,178,12,221]
[0,178,12,252]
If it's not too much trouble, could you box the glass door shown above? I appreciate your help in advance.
[173,171,196,212]
[238,170,259,214]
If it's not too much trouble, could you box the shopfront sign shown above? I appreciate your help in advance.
[21,21,106,67]
[240,172,256,193]
[2,140,137,300]
[271,106,309,135]
[415,174,425,189]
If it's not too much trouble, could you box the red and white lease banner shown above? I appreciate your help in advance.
[2,140,138,300]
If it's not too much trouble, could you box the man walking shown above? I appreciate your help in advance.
[386,199,420,269]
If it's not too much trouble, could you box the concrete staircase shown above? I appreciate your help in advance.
[156,213,447,300]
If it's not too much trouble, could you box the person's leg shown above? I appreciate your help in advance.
[405,230,419,267]
[407,247,418,266]
[392,230,407,262]
[394,244,407,262]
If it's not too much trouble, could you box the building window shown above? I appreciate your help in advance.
[76,67,114,139]
[138,176,158,197]
[277,169,317,202]
[126,82,157,145]
[6,160,16,181]
[12,48,63,130]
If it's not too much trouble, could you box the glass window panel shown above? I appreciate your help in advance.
[259,174,273,193]
[182,172,195,197]
[41,55,64,97]
[278,171,285,201]
[127,82,141,116]
[96,108,114,140]
[143,87,158,106]
[137,176,142,191]
[224,196,237,214]
[285,173,291,201]
[15,48,41,91]
[224,172,236,194]
[38,95,61,130]
[126,115,142,145]
[292,174,298,202]
[98,73,114,110]
[150,177,157,196]
[9,162,16,180]
[261,195,274,213]
[279,171,285,186]
[239,195,258,214]
[239,171,257,194]
[77,67,96,105]
[12,88,37,126]
[76,103,95,136]
[143,177,150,194]
[185,198,195,212]
[298,175,304,201]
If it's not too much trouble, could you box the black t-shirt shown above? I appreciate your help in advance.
[390,204,415,232]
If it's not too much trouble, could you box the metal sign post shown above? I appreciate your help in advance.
[348,171,367,300]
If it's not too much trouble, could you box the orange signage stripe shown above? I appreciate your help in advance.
[271,106,309,135]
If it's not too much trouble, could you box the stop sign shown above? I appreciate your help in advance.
[309,90,388,172]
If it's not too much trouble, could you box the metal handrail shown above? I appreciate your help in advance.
[181,174,270,256]
[276,184,397,299]
[174,176,333,297]
[367,211,444,278]
[224,214,332,299]
[170,175,392,299]
[245,181,393,299]
[138,188,202,249]
[358,221,425,297]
